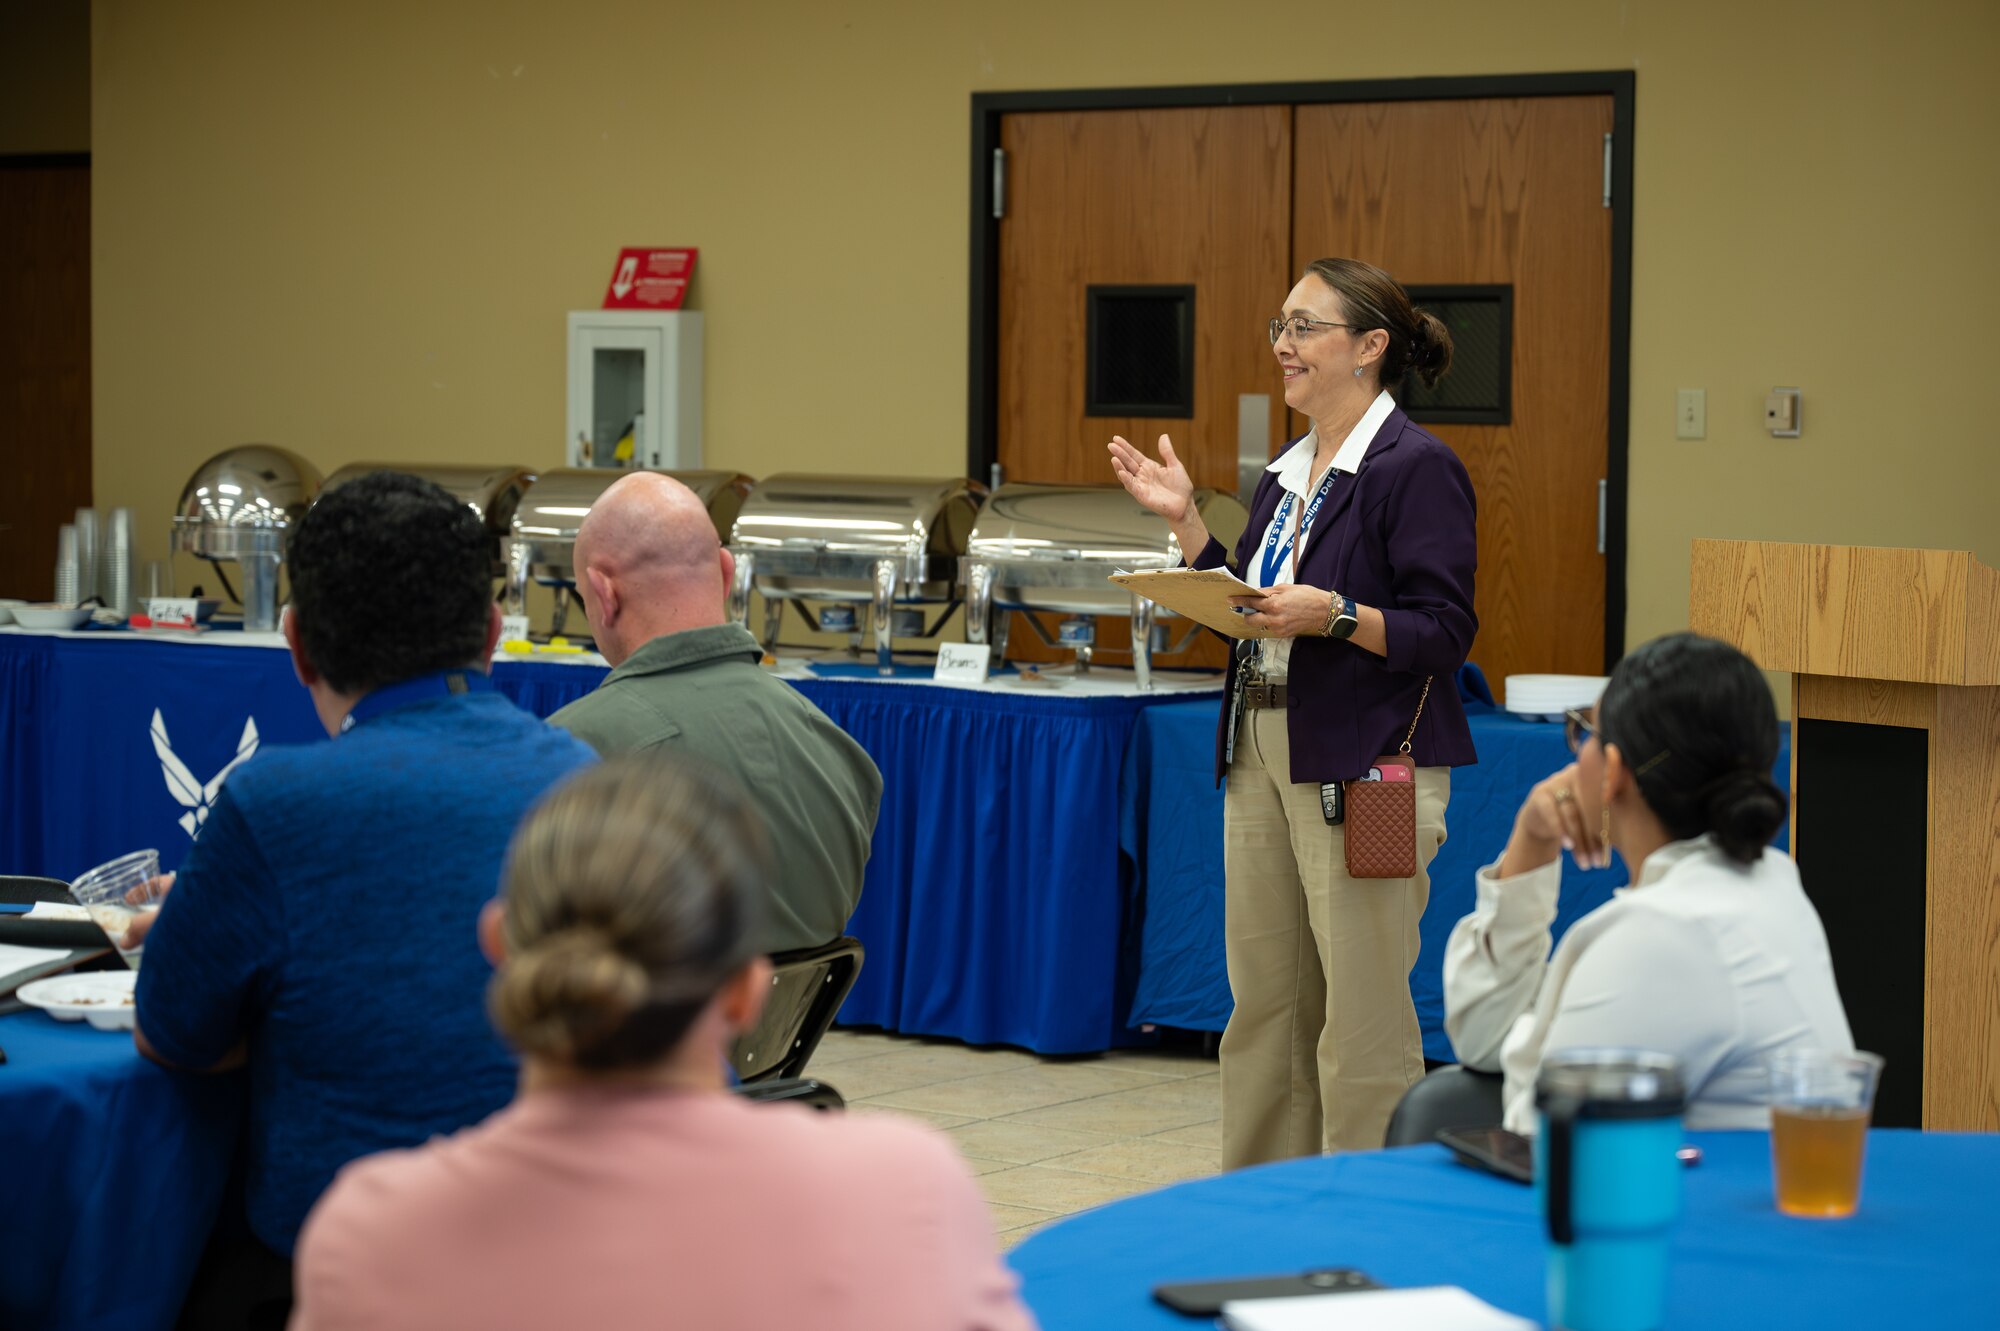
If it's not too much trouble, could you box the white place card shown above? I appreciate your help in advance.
[934,643,992,683]
[146,598,202,628]
[500,614,532,644]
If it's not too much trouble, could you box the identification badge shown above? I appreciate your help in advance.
[1319,781,1344,825]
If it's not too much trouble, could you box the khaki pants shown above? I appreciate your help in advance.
[1219,705,1450,1168]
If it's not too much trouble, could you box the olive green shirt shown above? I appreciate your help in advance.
[549,624,882,955]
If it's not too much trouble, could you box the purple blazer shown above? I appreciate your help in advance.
[1195,408,1479,786]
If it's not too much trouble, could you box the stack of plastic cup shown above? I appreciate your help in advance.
[103,507,136,616]
[73,507,100,605]
[54,523,80,606]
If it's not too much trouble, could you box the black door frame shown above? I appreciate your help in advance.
[966,71,1636,671]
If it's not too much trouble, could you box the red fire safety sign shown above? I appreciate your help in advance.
[601,247,697,310]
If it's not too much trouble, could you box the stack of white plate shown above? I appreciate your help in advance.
[1504,674,1610,719]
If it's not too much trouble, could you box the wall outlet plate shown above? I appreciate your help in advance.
[1765,387,1802,437]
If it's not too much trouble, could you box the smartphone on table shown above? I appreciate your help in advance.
[1153,1267,1383,1316]
[1436,1126,1534,1184]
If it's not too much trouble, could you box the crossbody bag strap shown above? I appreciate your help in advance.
[1396,675,1434,756]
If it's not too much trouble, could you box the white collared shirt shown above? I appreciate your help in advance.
[1251,390,1396,677]
[1442,836,1855,1134]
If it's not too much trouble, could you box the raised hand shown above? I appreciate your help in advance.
[1107,434,1195,524]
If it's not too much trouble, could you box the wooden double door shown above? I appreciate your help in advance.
[994,96,1615,688]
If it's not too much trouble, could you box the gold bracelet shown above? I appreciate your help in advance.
[1322,594,1341,637]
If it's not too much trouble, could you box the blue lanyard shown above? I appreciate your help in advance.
[340,668,495,733]
[1258,470,1338,587]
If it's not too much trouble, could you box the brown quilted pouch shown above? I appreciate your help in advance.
[1344,778,1417,879]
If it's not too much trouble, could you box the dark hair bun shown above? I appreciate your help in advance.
[1701,768,1788,864]
[1409,309,1454,389]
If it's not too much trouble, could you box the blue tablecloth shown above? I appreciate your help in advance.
[1009,1130,1994,1329]
[0,630,1205,1053]
[1121,700,1791,1060]
[0,1011,243,1331]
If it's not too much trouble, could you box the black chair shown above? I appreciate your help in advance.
[734,1076,845,1112]
[1384,1064,1506,1146]
[729,936,863,1086]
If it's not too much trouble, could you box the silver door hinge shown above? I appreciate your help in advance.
[1602,134,1613,208]
[992,148,1007,221]
[1597,479,1608,554]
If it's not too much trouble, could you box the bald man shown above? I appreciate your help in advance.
[548,473,882,955]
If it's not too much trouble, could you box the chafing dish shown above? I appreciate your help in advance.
[319,462,536,577]
[173,445,323,562]
[173,445,324,628]
[504,468,755,633]
[959,483,1249,689]
[725,474,985,674]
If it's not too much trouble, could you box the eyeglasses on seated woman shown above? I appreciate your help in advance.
[289,752,1035,1331]
[1442,632,1856,1134]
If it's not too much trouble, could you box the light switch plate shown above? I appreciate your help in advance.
[1676,388,1706,440]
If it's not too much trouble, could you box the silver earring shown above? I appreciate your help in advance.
[1353,366,1364,377]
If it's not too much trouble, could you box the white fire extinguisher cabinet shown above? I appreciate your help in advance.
[566,310,703,469]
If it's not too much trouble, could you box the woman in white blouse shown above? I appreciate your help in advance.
[1443,632,1853,1133]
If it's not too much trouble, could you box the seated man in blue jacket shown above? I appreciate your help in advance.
[133,470,597,1313]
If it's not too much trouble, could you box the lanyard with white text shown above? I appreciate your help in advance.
[1258,470,1338,587]
[340,669,494,733]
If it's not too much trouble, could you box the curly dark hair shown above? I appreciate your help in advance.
[287,470,494,695]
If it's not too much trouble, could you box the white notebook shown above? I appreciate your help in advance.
[1222,1286,1537,1331]
[0,941,78,993]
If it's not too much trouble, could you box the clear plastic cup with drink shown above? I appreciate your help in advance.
[1766,1049,1885,1218]
[70,849,168,969]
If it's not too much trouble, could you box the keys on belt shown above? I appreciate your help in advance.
[1242,681,1288,709]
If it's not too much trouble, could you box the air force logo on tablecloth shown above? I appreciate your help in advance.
[150,709,260,839]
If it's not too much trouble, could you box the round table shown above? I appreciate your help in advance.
[0,1009,242,1331]
[1008,1130,1995,1328]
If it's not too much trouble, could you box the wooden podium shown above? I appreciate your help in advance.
[1690,541,2000,1130]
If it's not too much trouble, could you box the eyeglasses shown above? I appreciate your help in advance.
[1563,707,1597,754]
[1268,316,1365,345]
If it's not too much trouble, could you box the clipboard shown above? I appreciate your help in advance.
[1109,568,1276,639]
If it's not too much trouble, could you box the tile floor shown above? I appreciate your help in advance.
[808,1027,1222,1247]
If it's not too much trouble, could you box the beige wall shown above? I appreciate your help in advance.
[0,0,89,154]
[92,0,2000,651]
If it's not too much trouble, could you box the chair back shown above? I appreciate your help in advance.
[1384,1065,1507,1147]
[729,936,863,1084]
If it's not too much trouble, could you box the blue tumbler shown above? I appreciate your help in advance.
[1536,1049,1687,1331]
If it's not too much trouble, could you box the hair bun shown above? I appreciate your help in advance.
[1409,309,1454,388]
[488,925,650,1065]
[1701,768,1788,864]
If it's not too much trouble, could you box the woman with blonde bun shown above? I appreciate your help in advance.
[291,753,1035,1331]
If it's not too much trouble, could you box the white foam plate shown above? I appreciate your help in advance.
[1503,673,1609,716]
[17,971,138,1030]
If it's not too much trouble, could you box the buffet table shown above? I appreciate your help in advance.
[0,626,1217,1054]
[1008,1130,1993,1329]
[1121,699,1791,1060]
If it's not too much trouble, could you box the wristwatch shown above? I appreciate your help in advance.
[1323,592,1360,640]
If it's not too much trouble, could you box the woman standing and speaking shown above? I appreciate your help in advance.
[1108,258,1479,1167]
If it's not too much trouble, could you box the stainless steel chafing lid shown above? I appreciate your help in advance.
[965,484,1251,571]
[318,463,536,539]
[729,474,981,558]
[512,468,754,545]
[173,445,324,559]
